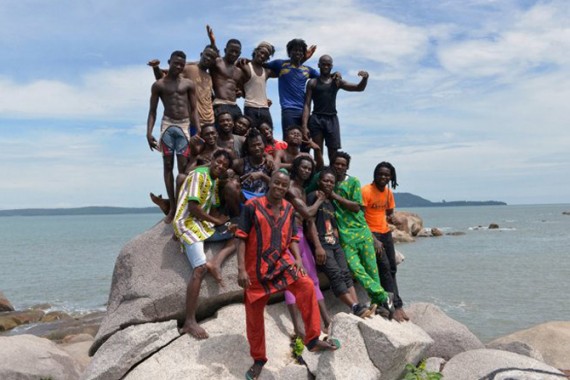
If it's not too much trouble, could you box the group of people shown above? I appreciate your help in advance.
[146,25,407,380]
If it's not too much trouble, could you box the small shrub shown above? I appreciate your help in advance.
[403,360,442,380]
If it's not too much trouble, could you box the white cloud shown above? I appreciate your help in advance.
[0,66,152,120]
[438,1,570,77]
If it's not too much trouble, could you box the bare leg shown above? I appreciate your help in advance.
[327,147,338,168]
[393,307,409,322]
[312,133,325,169]
[150,193,170,215]
[286,304,305,340]
[207,239,235,287]
[179,265,209,339]
[162,155,176,224]
[318,299,331,335]
[338,288,358,308]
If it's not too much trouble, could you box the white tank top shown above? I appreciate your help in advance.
[244,62,268,108]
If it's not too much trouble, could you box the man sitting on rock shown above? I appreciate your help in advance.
[173,149,232,339]
[235,170,339,379]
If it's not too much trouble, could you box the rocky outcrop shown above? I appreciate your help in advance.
[441,349,565,379]
[0,291,14,312]
[486,340,544,362]
[0,334,82,380]
[489,223,499,229]
[83,320,179,380]
[90,221,243,355]
[391,211,423,242]
[87,303,433,380]
[5,310,105,341]
[487,321,570,369]
[405,302,484,359]
[0,308,44,331]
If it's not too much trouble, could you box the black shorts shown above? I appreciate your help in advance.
[308,113,341,150]
[244,106,273,128]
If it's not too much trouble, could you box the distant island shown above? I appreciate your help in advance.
[0,193,506,216]
[394,192,507,208]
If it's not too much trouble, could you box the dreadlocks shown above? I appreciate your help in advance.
[374,161,398,189]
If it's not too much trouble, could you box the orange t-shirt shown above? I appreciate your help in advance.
[361,183,395,234]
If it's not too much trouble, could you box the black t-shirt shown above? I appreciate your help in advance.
[307,191,340,248]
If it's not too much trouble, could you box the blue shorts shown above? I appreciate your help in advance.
[161,127,190,157]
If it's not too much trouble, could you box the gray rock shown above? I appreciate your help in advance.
[0,334,82,380]
[306,313,381,380]
[431,228,443,237]
[60,339,94,372]
[0,291,14,312]
[123,304,298,380]
[90,221,243,355]
[424,357,445,373]
[278,363,311,379]
[487,340,544,362]
[487,321,570,369]
[405,302,484,359]
[489,223,500,229]
[359,314,433,379]
[441,349,565,380]
[82,320,180,380]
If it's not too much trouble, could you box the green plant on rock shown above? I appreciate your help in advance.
[403,359,442,380]
[292,336,304,358]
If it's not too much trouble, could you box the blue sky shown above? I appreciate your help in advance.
[1,0,569,209]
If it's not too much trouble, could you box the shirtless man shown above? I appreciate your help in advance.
[206,25,244,121]
[275,125,320,171]
[148,46,218,131]
[302,55,368,164]
[146,50,200,224]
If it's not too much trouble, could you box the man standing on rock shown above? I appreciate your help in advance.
[235,170,339,379]
[146,50,201,224]
[173,149,232,339]
[362,161,409,322]
[330,151,395,318]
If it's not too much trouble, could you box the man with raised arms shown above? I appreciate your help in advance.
[265,38,318,139]
[146,50,200,224]
[239,42,277,127]
[236,170,339,379]
[302,55,368,165]
[148,45,218,132]
[206,25,244,121]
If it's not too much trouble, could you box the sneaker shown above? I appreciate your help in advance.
[375,305,391,319]
[352,303,372,319]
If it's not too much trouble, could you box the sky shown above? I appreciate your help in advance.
[1,0,569,209]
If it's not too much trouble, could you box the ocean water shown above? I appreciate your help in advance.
[1,205,568,341]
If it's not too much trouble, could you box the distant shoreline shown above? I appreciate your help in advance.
[0,192,507,217]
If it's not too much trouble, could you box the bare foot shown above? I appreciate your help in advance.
[245,361,265,380]
[308,338,340,352]
[206,261,224,287]
[163,210,175,224]
[322,322,331,337]
[179,320,209,340]
[393,308,409,322]
[150,192,170,215]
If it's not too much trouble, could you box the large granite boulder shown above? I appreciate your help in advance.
[486,340,544,362]
[487,321,570,369]
[393,211,423,237]
[441,349,565,379]
[122,303,297,379]
[0,334,82,380]
[405,302,484,359]
[0,291,14,312]
[90,221,243,355]
[303,311,433,379]
[83,320,179,380]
